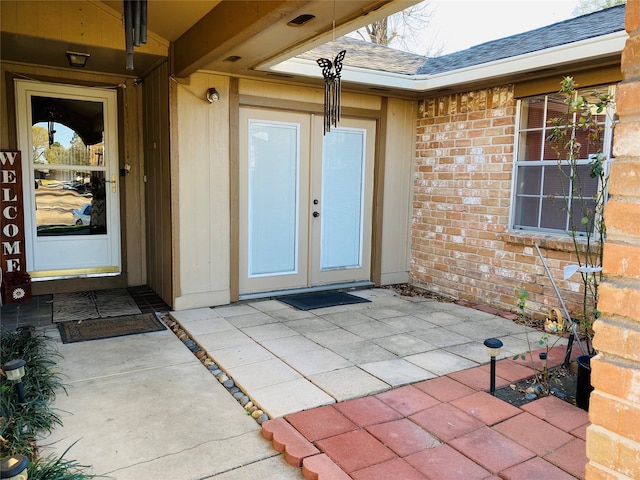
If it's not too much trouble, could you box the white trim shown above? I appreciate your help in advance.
[508,98,523,232]
[266,31,628,93]
[14,80,121,275]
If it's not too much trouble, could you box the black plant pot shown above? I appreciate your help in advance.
[576,354,595,411]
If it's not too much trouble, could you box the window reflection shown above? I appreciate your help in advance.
[31,95,107,237]
[35,170,107,236]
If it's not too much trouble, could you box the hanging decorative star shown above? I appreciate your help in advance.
[317,50,346,134]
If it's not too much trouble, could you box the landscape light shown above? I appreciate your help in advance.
[0,453,29,479]
[484,338,503,394]
[3,359,27,404]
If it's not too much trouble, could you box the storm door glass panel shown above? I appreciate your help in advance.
[248,121,299,277]
[31,95,107,237]
[320,128,365,270]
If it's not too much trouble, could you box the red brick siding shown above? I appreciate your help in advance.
[413,85,588,318]
[588,2,640,479]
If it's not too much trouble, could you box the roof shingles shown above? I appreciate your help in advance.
[300,5,625,76]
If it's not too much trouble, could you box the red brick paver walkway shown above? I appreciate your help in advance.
[262,347,589,480]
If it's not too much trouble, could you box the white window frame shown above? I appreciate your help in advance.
[509,85,616,236]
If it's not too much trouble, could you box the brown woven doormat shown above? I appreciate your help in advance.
[58,313,166,344]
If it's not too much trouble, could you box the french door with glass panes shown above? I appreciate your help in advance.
[239,108,375,295]
[15,80,121,278]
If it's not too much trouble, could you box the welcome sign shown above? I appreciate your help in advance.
[1,150,31,304]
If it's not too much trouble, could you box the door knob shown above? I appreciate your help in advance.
[313,211,320,218]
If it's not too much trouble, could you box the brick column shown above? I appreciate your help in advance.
[586,3,640,479]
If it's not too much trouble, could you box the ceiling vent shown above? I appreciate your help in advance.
[288,14,315,27]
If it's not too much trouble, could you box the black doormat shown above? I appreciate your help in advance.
[277,291,371,310]
[58,313,166,344]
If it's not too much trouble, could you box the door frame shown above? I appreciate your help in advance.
[238,108,311,294]
[15,79,121,279]
[238,106,376,296]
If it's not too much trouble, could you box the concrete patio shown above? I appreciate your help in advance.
[170,288,560,418]
[5,287,589,479]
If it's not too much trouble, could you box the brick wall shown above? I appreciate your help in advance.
[587,2,640,479]
[413,86,588,318]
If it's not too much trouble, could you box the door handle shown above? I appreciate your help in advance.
[104,175,117,193]
[313,211,320,218]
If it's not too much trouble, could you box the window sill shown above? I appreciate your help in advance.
[501,231,593,253]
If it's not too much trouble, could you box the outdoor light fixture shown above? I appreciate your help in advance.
[0,454,29,480]
[206,88,220,103]
[0,454,29,479]
[484,338,503,394]
[65,51,90,68]
[3,359,27,404]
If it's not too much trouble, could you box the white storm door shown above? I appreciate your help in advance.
[239,109,310,294]
[310,117,375,286]
[15,80,121,278]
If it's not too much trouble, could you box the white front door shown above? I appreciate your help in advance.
[15,80,121,279]
[239,108,375,295]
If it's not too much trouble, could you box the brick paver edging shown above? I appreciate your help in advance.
[261,347,590,480]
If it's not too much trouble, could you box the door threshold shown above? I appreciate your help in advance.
[238,281,374,301]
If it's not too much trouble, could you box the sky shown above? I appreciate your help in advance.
[408,0,581,55]
[37,122,75,147]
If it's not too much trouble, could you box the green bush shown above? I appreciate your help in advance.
[28,443,95,480]
[1,327,94,478]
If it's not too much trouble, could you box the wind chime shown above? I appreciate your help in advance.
[316,0,346,135]
[316,50,346,135]
[47,107,59,148]
[123,0,148,70]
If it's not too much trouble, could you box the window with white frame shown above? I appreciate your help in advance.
[511,85,615,235]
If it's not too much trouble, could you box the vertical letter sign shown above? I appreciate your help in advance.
[0,150,31,304]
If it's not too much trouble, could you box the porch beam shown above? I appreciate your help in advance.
[171,0,309,78]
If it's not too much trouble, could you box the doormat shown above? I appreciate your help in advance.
[53,289,141,323]
[58,313,165,344]
[277,291,371,310]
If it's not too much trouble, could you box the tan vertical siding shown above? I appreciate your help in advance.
[142,62,172,305]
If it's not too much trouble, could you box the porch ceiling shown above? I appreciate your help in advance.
[0,0,414,79]
[146,0,413,79]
